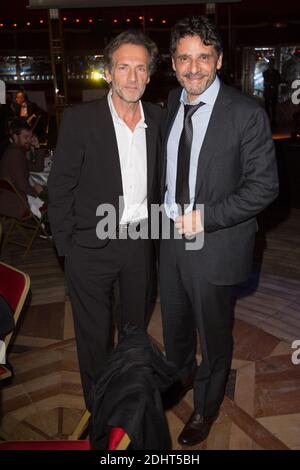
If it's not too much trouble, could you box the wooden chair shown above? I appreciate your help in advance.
[0,177,51,260]
[0,262,30,381]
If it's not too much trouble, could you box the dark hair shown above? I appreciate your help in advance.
[16,90,28,100]
[104,30,158,75]
[10,118,31,135]
[170,16,223,58]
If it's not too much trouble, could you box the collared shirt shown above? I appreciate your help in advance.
[165,76,220,220]
[20,102,28,118]
[108,90,148,224]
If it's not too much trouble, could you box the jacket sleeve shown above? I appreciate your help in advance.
[48,107,85,256]
[204,106,279,233]
[13,151,37,197]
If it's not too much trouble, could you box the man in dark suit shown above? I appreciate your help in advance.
[160,16,279,446]
[48,31,161,411]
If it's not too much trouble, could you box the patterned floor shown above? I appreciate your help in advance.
[1,206,300,449]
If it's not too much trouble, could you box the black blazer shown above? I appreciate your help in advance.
[48,95,162,256]
[161,83,279,285]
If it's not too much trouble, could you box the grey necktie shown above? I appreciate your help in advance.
[175,102,204,211]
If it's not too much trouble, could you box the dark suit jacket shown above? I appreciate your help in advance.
[161,83,279,285]
[48,95,162,256]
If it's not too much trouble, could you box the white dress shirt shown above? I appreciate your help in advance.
[108,90,148,224]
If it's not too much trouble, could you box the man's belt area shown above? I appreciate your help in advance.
[116,218,148,237]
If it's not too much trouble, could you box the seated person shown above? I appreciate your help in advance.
[26,133,47,171]
[0,119,45,219]
[15,91,48,141]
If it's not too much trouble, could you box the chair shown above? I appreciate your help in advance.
[0,441,91,450]
[69,409,130,450]
[0,262,30,381]
[0,431,130,450]
[0,177,50,260]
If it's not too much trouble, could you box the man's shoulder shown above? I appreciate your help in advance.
[142,100,163,117]
[2,143,22,158]
[62,95,108,118]
[220,83,264,112]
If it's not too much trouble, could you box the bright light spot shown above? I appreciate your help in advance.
[91,70,102,81]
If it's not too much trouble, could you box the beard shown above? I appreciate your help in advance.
[177,71,216,97]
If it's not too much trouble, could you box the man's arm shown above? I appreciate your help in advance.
[203,106,279,233]
[12,150,38,197]
[48,107,84,256]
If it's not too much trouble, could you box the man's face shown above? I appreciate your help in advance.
[13,129,32,151]
[16,92,25,105]
[105,43,150,104]
[172,35,222,102]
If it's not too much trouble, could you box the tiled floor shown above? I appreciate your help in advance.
[1,206,300,449]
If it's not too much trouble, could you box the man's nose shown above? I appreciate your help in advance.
[128,68,137,81]
[189,59,201,74]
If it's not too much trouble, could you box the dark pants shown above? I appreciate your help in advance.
[65,236,156,410]
[160,236,233,417]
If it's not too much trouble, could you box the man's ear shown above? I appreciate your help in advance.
[104,66,112,84]
[11,133,18,144]
[217,53,223,71]
[172,57,176,72]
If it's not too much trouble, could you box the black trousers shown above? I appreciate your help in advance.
[160,236,233,417]
[65,237,156,410]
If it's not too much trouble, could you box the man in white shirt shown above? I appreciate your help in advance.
[48,31,162,411]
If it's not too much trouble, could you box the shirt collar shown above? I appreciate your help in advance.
[180,75,220,107]
[107,89,147,128]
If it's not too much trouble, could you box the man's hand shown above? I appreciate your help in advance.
[175,210,203,237]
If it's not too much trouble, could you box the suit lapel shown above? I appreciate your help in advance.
[194,84,231,200]
[144,106,156,197]
[161,89,182,197]
[95,95,123,195]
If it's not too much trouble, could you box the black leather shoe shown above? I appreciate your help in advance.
[178,412,217,446]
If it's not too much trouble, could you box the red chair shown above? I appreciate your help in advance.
[0,262,30,381]
[0,441,91,450]
[0,428,129,451]
[69,409,130,449]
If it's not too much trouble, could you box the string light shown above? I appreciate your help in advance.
[0,16,172,30]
